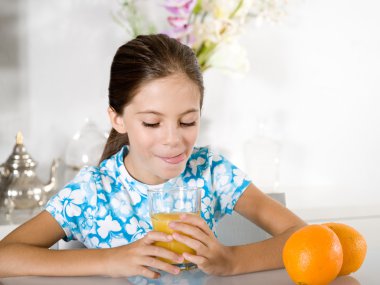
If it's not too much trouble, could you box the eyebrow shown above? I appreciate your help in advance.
[136,108,200,116]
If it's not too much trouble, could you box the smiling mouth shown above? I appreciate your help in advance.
[159,153,186,164]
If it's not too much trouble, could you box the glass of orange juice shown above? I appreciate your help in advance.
[147,186,201,271]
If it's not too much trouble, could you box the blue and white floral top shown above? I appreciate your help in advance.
[45,146,251,248]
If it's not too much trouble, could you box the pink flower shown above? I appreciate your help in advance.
[164,0,196,45]
[166,25,193,42]
[168,16,189,28]
[164,0,196,17]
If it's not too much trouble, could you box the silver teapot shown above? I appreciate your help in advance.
[0,132,57,211]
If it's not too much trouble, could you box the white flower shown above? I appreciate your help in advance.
[89,236,99,247]
[205,0,252,20]
[201,196,212,219]
[83,207,94,228]
[220,192,233,209]
[208,38,250,73]
[233,168,245,187]
[58,188,86,218]
[213,154,223,162]
[109,236,128,247]
[101,176,113,193]
[213,164,229,187]
[126,217,149,240]
[188,178,205,188]
[97,215,122,239]
[129,189,142,205]
[110,196,121,208]
[98,204,107,218]
[189,157,205,175]
[118,198,133,215]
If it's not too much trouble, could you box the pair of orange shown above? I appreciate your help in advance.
[283,222,367,285]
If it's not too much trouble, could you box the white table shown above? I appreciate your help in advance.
[1,216,378,285]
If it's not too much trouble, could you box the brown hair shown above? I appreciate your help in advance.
[99,34,204,163]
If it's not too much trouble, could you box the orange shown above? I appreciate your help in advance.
[283,224,343,285]
[323,223,367,276]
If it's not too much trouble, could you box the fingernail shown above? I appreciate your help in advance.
[177,255,184,262]
[180,214,186,220]
[154,272,161,279]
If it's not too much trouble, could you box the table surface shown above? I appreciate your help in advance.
[0,216,378,285]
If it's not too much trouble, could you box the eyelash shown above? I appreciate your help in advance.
[142,122,196,128]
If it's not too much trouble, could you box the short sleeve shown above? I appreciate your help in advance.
[210,150,251,221]
[45,167,98,242]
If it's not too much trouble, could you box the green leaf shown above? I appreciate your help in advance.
[193,0,203,14]
[229,0,244,19]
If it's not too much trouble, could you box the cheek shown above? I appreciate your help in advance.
[184,127,199,145]
[128,126,156,147]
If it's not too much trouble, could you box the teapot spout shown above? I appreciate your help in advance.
[43,159,58,193]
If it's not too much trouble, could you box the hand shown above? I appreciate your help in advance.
[104,231,185,279]
[169,214,235,276]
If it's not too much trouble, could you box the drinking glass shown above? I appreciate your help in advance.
[147,187,201,270]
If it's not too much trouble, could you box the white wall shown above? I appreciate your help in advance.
[0,0,379,211]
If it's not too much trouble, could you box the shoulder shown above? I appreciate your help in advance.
[189,146,250,185]
[188,146,232,171]
[188,146,224,164]
[70,164,115,188]
[50,166,103,208]
[50,152,121,206]
[183,146,230,179]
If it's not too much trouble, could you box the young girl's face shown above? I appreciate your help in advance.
[122,74,201,185]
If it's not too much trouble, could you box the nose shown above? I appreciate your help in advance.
[162,124,181,146]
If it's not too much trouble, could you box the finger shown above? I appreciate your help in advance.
[182,252,208,267]
[179,214,213,236]
[169,221,209,245]
[172,232,208,254]
[140,256,181,275]
[142,231,173,245]
[137,265,161,279]
[142,245,184,264]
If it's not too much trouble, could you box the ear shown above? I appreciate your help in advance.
[108,107,127,134]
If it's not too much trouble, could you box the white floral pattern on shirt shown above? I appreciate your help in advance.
[45,146,251,248]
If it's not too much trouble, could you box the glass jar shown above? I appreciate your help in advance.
[244,121,281,193]
[64,119,108,181]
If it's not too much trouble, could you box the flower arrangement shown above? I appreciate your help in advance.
[114,0,287,73]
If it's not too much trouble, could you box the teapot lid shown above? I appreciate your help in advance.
[4,132,37,170]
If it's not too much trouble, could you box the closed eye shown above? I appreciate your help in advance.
[180,122,196,127]
[142,122,160,128]
[142,121,197,128]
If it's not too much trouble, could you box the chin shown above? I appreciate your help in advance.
[160,164,186,180]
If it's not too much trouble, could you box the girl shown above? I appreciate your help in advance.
[0,34,306,279]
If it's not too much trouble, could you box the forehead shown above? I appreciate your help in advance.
[128,74,201,113]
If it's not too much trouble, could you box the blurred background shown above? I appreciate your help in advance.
[0,0,379,217]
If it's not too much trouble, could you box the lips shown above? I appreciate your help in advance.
[159,153,186,164]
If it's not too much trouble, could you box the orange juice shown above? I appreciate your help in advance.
[151,212,198,264]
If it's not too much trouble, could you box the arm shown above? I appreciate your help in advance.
[0,211,184,278]
[169,183,306,275]
[228,183,307,274]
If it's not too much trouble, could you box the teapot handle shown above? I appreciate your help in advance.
[51,159,58,175]
[0,164,9,178]
[0,164,3,184]
[43,159,59,194]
